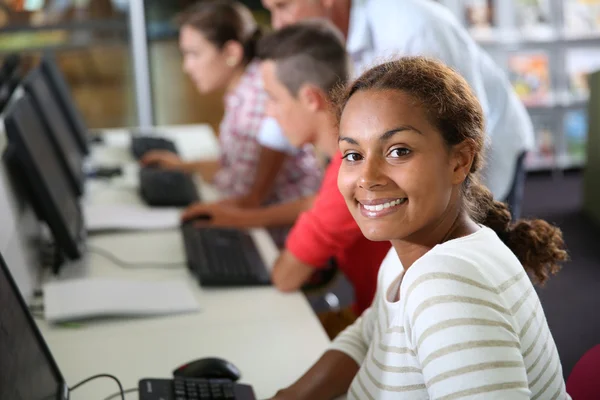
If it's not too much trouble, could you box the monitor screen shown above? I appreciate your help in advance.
[0,251,67,400]
[4,95,84,260]
[40,53,90,156]
[22,68,84,196]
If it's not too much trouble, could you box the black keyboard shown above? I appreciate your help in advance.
[131,135,179,160]
[139,167,200,207]
[181,223,271,287]
[138,378,256,400]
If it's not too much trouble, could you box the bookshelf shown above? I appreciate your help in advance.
[438,0,600,172]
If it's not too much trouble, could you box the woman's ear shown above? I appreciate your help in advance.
[451,142,475,185]
[221,40,244,67]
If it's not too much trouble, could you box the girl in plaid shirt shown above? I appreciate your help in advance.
[141,0,323,244]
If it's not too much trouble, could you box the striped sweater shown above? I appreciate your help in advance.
[331,227,570,399]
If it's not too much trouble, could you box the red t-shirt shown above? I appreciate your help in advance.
[285,153,392,315]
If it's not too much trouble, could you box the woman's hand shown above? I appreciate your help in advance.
[181,202,250,228]
[140,150,185,171]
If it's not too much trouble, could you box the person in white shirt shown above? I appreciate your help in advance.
[261,0,535,218]
[269,57,569,400]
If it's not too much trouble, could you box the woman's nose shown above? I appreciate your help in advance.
[358,157,387,190]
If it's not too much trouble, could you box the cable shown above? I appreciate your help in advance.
[69,374,125,400]
[103,387,138,400]
[87,245,187,270]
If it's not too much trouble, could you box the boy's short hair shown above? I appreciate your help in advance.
[257,19,349,97]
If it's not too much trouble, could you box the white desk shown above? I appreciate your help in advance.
[36,124,331,399]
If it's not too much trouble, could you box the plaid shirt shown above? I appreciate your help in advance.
[213,61,323,206]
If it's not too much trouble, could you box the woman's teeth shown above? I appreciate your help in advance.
[362,198,406,211]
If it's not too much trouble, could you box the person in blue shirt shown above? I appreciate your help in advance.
[261,0,535,218]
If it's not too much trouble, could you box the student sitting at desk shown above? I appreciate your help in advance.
[140,1,323,233]
[183,20,391,339]
[270,57,570,400]
[260,0,535,220]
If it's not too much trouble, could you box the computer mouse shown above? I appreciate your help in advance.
[173,357,241,381]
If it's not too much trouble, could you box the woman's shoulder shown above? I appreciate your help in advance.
[240,61,267,93]
[400,227,520,298]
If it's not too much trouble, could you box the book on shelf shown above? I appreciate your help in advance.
[564,0,600,35]
[566,48,600,99]
[514,0,553,35]
[564,109,588,164]
[507,51,552,106]
[525,115,556,170]
[463,0,495,32]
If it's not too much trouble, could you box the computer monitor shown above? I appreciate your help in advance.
[0,54,22,112]
[0,53,21,81]
[4,94,85,262]
[21,67,85,197]
[0,251,68,400]
[39,52,90,156]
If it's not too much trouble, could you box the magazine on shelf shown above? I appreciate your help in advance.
[525,115,556,170]
[507,51,552,106]
[566,48,600,99]
[564,109,588,165]
[564,0,600,35]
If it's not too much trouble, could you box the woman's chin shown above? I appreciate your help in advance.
[360,227,396,243]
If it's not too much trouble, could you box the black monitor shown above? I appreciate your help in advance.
[0,251,69,400]
[0,54,22,112]
[0,53,21,82]
[39,52,90,156]
[21,67,85,197]
[4,94,85,262]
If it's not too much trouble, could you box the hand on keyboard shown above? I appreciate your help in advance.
[182,202,250,228]
[140,150,185,171]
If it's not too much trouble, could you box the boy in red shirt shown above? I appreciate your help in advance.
[182,20,391,338]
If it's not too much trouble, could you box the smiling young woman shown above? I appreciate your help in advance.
[268,56,570,400]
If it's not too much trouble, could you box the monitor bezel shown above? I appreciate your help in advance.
[0,251,69,400]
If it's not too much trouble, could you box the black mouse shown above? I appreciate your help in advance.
[173,357,241,381]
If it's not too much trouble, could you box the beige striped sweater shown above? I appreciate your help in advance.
[331,227,570,399]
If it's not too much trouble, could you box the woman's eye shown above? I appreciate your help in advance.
[342,152,362,162]
[389,148,411,158]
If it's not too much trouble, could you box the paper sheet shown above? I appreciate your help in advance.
[84,203,181,232]
[43,278,199,323]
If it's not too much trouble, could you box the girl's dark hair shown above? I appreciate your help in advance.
[333,57,567,285]
[176,0,262,64]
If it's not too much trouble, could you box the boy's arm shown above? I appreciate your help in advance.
[271,250,316,292]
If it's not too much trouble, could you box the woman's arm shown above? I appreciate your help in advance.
[403,255,531,399]
[226,146,288,207]
[181,160,220,181]
[271,296,381,399]
[271,350,360,400]
[139,150,221,181]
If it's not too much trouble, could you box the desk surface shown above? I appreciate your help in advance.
[36,124,331,399]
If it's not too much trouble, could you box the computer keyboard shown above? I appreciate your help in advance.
[131,135,179,160]
[138,377,256,400]
[181,223,271,287]
[139,167,200,207]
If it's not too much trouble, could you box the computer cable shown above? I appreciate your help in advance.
[87,245,187,270]
[69,373,125,400]
[103,387,138,400]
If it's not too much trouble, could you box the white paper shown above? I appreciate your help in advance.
[43,278,199,323]
[84,203,181,232]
